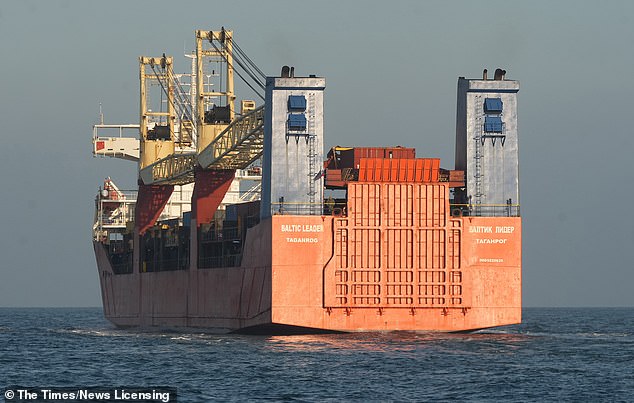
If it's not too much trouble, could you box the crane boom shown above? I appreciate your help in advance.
[138,105,264,185]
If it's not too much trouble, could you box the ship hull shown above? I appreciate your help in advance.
[96,209,521,333]
[95,218,273,332]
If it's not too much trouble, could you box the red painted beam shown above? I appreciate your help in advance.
[192,168,235,226]
[135,184,174,235]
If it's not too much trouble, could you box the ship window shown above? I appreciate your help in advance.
[484,98,503,114]
[287,113,307,131]
[484,116,503,133]
[288,95,307,111]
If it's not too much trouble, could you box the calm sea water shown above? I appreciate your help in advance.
[1,308,633,402]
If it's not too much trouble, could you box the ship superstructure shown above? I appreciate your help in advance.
[455,68,520,217]
[93,29,521,332]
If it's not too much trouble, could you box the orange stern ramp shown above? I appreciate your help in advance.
[270,183,521,332]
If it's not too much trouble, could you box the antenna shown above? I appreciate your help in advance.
[99,103,104,125]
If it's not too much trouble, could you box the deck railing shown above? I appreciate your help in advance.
[450,204,520,217]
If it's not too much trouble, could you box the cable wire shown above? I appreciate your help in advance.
[207,31,265,100]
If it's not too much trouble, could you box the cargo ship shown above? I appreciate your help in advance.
[92,29,521,333]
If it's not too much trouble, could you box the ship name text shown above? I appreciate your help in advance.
[281,224,324,233]
[469,226,515,234]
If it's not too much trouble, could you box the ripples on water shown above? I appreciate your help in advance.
[1,308,633,401]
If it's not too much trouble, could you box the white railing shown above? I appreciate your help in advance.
[93,183,262,239]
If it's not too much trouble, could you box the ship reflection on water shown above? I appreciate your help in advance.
[262,328,532,354]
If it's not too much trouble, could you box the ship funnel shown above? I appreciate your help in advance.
[483,69,488,80]
[262,73,325,218]
[494,68,507,80]
[455,73,519,216]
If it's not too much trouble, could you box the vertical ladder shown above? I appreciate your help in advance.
[307,92,318,215]
[170,72,196,146]
[154,66,196,147]
[473,95,484,216]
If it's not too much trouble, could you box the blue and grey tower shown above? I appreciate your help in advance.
[455,69,520,216]
[261,67,326,218]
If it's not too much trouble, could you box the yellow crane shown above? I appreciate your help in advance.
[93,28,265,185]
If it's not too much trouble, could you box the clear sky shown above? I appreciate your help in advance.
[0,0,632,307]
